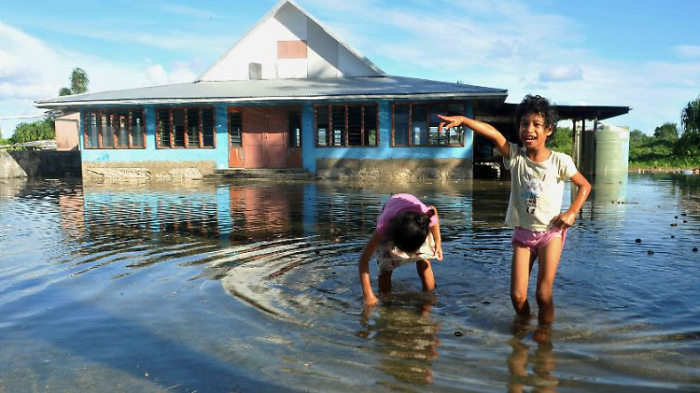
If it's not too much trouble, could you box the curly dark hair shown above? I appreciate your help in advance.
[515,94,559,141]
[389,211,431,253]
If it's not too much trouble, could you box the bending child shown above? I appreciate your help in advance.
[439,94,591,325]
[359,193,443,307]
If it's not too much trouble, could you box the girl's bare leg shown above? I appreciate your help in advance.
[536,237,563,325]
[416,259,436,291]
[378,270,393,293]
[511,245,536,317]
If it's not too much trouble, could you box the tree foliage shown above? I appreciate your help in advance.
[547,127,572,155]
[9,118,55,145]
[628,96,700,167]
[58,67,89,96]
[675,96,700,156]
[630,129,650,144]
[681,95,700,134]
[653,122,678,142]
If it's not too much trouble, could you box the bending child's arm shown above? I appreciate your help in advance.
[438,114,510,157]
[551,172,591,228]
[358,231,382,307]
[428,206,443,261]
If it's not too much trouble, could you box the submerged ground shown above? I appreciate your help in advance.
[0,174,698,392]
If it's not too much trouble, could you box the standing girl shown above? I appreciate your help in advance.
[439,95,591,324]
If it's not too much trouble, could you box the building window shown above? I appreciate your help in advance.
[156,107,215,149]
[314,104,378,147]
[288,110,301,148]
[84,109,145,149]
[392,103,466,147]
[229,111,242,147]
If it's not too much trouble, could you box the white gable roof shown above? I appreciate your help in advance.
[198,0,384,82]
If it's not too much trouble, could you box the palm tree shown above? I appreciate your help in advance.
[681,95,700,134]
[58,67,89,96]
[675,96,700,156]
[69,67,89,94]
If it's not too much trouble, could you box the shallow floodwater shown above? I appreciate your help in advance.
[0,174,698,392]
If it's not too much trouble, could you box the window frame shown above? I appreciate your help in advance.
[391,102,467,147]
[228,109,243,148]
[156,107,216,149]
[288,110,302,148]
[83,109,146,149]
[314,103,379,147]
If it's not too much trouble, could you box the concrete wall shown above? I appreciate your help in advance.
[316,158,473,182]
[0,150,40,178]
[82,161,214,183]
[0,150,81,178]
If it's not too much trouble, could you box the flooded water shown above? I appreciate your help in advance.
[0,174,699,392]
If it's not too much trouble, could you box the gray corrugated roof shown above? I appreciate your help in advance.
[35,76,507,109]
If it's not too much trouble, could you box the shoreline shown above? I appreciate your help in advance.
[629,166,700,174]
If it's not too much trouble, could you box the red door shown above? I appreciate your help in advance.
[241,107,287,169]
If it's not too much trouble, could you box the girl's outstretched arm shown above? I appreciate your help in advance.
[428,206,443,261]
[438,115,510,157]
[359,231,381,307]
[551,172,591,228]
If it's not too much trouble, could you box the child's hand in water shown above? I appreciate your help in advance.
[364,293,379,307]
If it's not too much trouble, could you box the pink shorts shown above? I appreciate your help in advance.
[511,227,567,255]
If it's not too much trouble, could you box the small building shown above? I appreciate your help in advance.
[35,0,627,182]
[54,112,80,151]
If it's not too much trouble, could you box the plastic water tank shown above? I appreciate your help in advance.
[595,124,629,180]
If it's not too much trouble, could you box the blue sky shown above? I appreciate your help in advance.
[1,0,699,136]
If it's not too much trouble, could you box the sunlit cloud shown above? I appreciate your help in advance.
[146,60,197,86]
[302,0,698,132]
[539,65,584,82]
[674,45,700,59]
[0,20,199,133]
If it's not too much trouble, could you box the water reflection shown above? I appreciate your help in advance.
[359,295,441,386]
[507,319,558,392]
[590,173,628,221]
[2,176,699,391]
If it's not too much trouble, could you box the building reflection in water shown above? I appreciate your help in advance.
[73,182,385,249]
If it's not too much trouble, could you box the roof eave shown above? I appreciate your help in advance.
[36,92,507,109]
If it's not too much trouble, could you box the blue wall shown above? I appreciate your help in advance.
[301,100,474,173]
[80,104,229,169]
[80,100,474,174]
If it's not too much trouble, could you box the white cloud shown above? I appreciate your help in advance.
[539,65,584,82]
[145,60,196,86]
[302,0,698,133]
[674,45,700,59]
[0,21,199,135]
